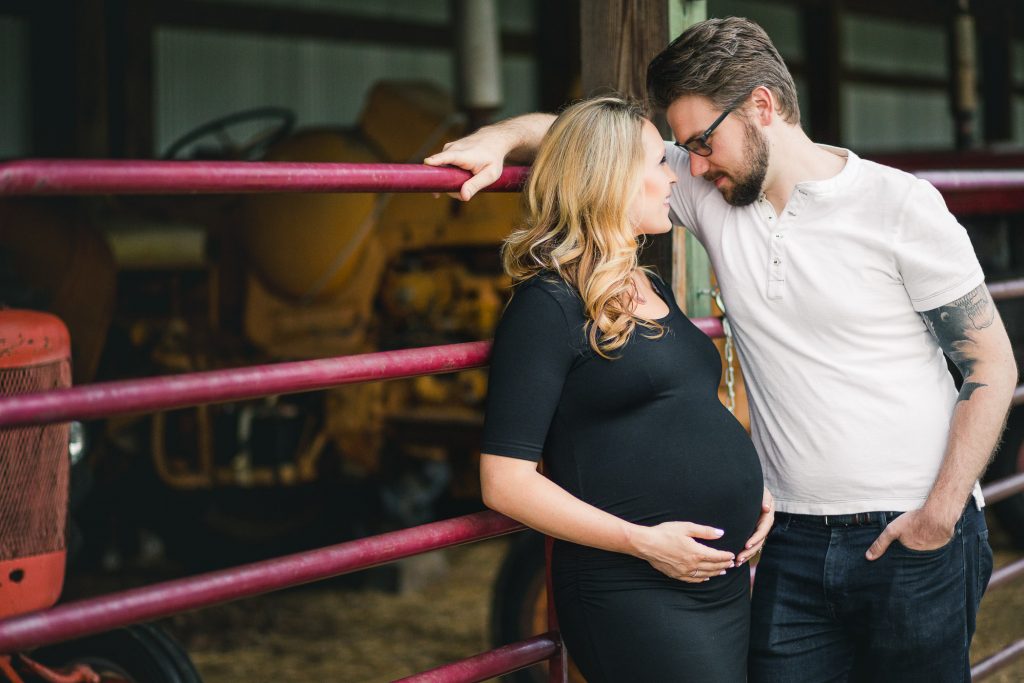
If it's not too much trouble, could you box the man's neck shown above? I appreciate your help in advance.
[762,128,847,214]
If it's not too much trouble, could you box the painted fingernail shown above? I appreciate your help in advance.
[719,570,727,575]
[713,528,725,536]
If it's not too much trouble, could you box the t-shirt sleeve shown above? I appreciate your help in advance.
[480,281,578,462]
[894,178,985,312]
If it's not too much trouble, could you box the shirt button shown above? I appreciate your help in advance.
[774,233,782,239]
[772,258,781,265]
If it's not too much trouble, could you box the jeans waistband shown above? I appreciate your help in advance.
[776,510,903,528]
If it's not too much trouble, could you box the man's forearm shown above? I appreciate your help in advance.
[925,382,1013,525]
[493,113,556,163]
[921,284,1017,526]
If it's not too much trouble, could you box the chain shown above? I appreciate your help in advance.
[699,288,736,414]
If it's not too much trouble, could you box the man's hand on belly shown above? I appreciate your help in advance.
[737,487,774,565]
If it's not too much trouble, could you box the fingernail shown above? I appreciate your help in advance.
[719,570,727,575]
[745,542,753,548]
[713,528,724,536]
[729,561,735,567]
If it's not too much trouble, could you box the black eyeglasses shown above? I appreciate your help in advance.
[674,94,749,157]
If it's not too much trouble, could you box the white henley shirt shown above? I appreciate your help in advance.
[666,144,986,515]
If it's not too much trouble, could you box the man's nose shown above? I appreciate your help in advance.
[688,153,709,177]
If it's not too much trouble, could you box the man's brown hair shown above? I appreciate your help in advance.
[646,16,800,124]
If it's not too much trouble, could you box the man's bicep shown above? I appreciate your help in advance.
[920,283,998,401]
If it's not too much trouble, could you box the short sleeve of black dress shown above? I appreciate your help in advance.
[480,278,579,462]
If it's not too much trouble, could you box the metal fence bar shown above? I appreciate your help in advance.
[915,170,1024,215]
[971,639,1024,681]
[982,471,1024,503]
[987,557,1024,592]
[0,511,524,654]
[0,161,1022,207]
[0,160,529,195]
[0,341,491,429]
[392,633,560,683]
[0,322,725,429]
[989,278,1024,301]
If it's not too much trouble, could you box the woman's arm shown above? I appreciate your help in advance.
[481,453,737,583]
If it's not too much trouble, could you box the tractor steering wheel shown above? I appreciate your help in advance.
[161,107,297,161]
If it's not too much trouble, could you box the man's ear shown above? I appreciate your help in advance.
[749,85,776,126]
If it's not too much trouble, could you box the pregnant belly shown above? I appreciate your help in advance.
[575,431,764,556]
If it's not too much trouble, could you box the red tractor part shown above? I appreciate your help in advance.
[0,309,71,619]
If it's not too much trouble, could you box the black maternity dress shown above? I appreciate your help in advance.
[481,273,764,683]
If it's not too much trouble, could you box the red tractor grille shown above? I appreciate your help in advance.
[0,359,71,561]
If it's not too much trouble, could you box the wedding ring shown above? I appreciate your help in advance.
[690,569,699,578]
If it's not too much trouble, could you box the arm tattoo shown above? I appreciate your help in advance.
[921,284,994,402]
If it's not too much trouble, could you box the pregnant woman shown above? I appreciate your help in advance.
[479,97,770,682]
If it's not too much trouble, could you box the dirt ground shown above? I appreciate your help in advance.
[62,516,1024,683]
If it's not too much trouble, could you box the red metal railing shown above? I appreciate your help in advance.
[0,159,1023,681]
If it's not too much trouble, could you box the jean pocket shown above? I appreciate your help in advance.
[891,535,955,557]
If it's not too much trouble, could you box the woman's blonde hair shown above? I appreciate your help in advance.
[502,96,663,358]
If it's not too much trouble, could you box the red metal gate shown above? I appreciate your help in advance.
[0,159,1023,681]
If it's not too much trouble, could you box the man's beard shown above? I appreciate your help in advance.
[706,121,769,207]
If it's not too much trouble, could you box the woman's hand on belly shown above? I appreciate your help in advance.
[627,522,737,583]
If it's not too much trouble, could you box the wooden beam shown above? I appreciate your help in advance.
[801,0,842,144]
[29,0,75,156]
[580,0,669,100]
[153,0,533,56]
[108,0,154,158]
[73,0,109,157]
[534,0,579,111]
[580,0,672,278]
[976,0,1014,143]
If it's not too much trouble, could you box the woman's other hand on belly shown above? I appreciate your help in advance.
[626,521,737,583]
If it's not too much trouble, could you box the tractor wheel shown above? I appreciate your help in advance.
[30,624,202,683]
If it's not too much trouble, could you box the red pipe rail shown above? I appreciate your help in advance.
[0,160,529,195]
[1,160,1024,215]
[393,633,561,683]
[0,323,723,430]
[0,511,523,654]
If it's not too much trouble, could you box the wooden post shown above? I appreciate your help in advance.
[801,0,841,146]
[976,0,1014,144]
[580,0,675,286]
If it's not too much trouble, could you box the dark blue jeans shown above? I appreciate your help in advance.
[749,506,993,683]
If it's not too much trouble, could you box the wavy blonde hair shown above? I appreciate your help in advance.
[503,96,664,359]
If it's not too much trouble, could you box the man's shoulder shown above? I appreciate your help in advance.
[853,156,922,192]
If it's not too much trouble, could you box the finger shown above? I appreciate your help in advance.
[743,521,771,550]
[696,560,734,573]
[685,523,726,541]
[459,166,501,201]
[865,530,892,561]
[736,544,763,565]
